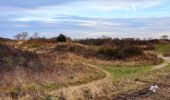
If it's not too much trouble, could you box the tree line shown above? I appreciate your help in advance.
[14,32,169,42]
[14,32,68,42]
[14,32,40,40]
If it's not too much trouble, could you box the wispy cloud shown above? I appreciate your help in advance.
[3,15,170,38]
[0,0,169,39]
[131,3,136,12]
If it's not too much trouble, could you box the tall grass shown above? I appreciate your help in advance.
[0,44,105,99]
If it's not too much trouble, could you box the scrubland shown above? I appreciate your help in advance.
[0,38,170,100]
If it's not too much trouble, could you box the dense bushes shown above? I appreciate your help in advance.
[56,34,67,42]
[139,44,155,50]
[119,46,143,59]
[54,43,144,60]
[97,46,143,60]
[98,47,120,59]
[163,52,170,57]
[0,44,47,72]
[54,43,97,58]
[76,38,160,47]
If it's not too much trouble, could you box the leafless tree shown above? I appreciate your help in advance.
[14,34,22,40]
[21,32,29,40]
[32,32,40,39]
[14,32,29,40]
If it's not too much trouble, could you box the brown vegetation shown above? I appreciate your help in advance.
[0,43,104,99]
[0,37,168,100]
[54,43,145,60]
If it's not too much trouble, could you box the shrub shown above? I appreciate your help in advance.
[56,34,67,42]
[98,47,120,60]
[139,44,155,50]
[54,43,96,57]
[119,46,143,59]
[163,52,170,57]
[54,43,144,60]
[0,44,43,71]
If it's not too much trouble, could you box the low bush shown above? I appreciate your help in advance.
[119,46,143,59]
[139,44,155,50]
[97,46,143,60]
[54,43,97,58]
[0,44,44,72]
[97,47,120,60]
[54,43,144,60]
[163,52,170,57]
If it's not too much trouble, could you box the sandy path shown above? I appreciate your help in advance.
[49,62,111,95]
[152,54,170,70]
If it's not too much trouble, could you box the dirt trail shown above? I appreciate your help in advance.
[152,54,170,70]
[63,61,111,88]
[21,62,111,100]
[22,54,169,99]
[70,54,170,90]
[49,54,170,99]
[49,62,111,95]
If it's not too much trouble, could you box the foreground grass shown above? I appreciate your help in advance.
[0,60,106,97]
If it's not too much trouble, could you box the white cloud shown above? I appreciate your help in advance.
[0,0,169,39]
[15,24,29,28]
[8,0,165,21]
[85,32,115,37]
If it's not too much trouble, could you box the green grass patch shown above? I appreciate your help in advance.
[39,83,65,90]
[103,65,150,80]
[98,62,168,95]
[155,44,170,54]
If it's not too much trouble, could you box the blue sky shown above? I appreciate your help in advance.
[0,0,170,39]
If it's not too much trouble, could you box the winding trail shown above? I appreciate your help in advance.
[21,62,111,100]
[49,54,170,98]
[50,62,111,96]
[151,54,170,70]
[22,53,169,99]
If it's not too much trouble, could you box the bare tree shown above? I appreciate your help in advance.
[14,34,22,40]
[14,32,29,40]
[161,35,168,40]
[32,32,40,39]
[21,32,29,40]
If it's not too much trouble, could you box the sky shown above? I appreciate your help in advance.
[0,0,170,39]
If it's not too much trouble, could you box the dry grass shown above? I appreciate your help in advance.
[155,43,170,57]
[0,44,105,99]
[1,41,166,100]
[24,76,113,100]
